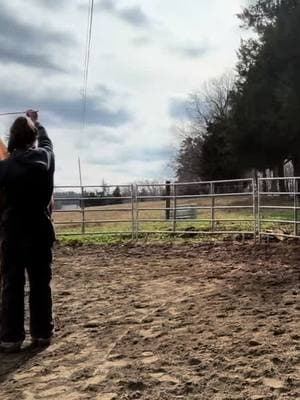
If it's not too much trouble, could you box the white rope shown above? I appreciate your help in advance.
[0,110,38,117]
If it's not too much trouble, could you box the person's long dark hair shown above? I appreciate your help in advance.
[8,117,38,153]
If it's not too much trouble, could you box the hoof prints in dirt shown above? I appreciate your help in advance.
[0,242,299,400]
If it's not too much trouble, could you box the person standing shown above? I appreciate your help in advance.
[0,110,55,352]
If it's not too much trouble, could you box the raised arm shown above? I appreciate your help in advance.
[26,110,53,152]
[36,125,53,152]
[26,110,54,171]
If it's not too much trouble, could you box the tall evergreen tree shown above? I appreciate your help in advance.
[234,0,300,176]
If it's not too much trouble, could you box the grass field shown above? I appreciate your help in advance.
[53,194,298,241]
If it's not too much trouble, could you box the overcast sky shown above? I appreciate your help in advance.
[0,0,247,186]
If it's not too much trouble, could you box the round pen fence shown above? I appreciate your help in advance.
[53,178,300,240]
[53,178,256,239]
[134,179,256,238]
[257,177,300,239]
[53,184,135,237]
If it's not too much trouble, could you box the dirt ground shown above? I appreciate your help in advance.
[0,242,299,400]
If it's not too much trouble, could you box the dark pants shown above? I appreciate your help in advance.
[0,240,54,342]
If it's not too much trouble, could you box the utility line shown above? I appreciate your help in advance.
[82,0,95,131]
[78,0,95,186]
[82,0,92,102]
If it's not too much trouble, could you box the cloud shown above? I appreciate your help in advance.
[89,145,172,165]
[0,6,74,48]
[96,0,152,28]
[0,86,132,128]
[98,0,115,11]
[73,129,126,153]
[119,6,150,27]
[132,32,211,60]
[96,84,115,98]
[169,98,189,120]
[31,0,69,7]
[80,129,126,146]
[0,5,75,71]
[0,40,64,72]
[131,36,153,47]
[47,97,131,127]
[167,43,211,59]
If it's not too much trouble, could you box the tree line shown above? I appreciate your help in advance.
[175,0,300,187]
[53,180,166,210]
[54,186,123,210]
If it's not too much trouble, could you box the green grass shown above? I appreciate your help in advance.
[54,196,299,241]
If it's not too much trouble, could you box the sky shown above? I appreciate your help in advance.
[0,0,248,186]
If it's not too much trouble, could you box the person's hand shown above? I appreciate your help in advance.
[26,109,39,123]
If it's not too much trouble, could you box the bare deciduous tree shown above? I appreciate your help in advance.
[175,72,236,183]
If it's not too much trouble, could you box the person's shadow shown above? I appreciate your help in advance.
[0,342,48,384]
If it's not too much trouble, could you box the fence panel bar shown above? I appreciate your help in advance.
[293,178,296,236]
[253,179,257,241]
[135,184,139,239]
[131,184,135,240]
[297,179,300,237]
[257,179,261,240]
[81,185,85,234]
[211,182,215,232]
[165,181,171,220]
[172,184,177,233]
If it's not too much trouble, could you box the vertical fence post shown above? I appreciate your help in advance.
[172,183,177,234]
[131,184,135,240]
[253,178,257,242]
[80,185,85,234]
[165,181,171,220]
[257,178,261,241]
[135,184,139,240]
[296,178,299,237]
[293,178,297,237]
[211,182,215,232]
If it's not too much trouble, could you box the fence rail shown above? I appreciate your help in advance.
[52,177,300,240]
[258,177,300,238]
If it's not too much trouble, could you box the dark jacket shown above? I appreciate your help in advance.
[0,126,55,245]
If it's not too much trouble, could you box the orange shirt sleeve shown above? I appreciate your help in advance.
[0,138,8,160]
